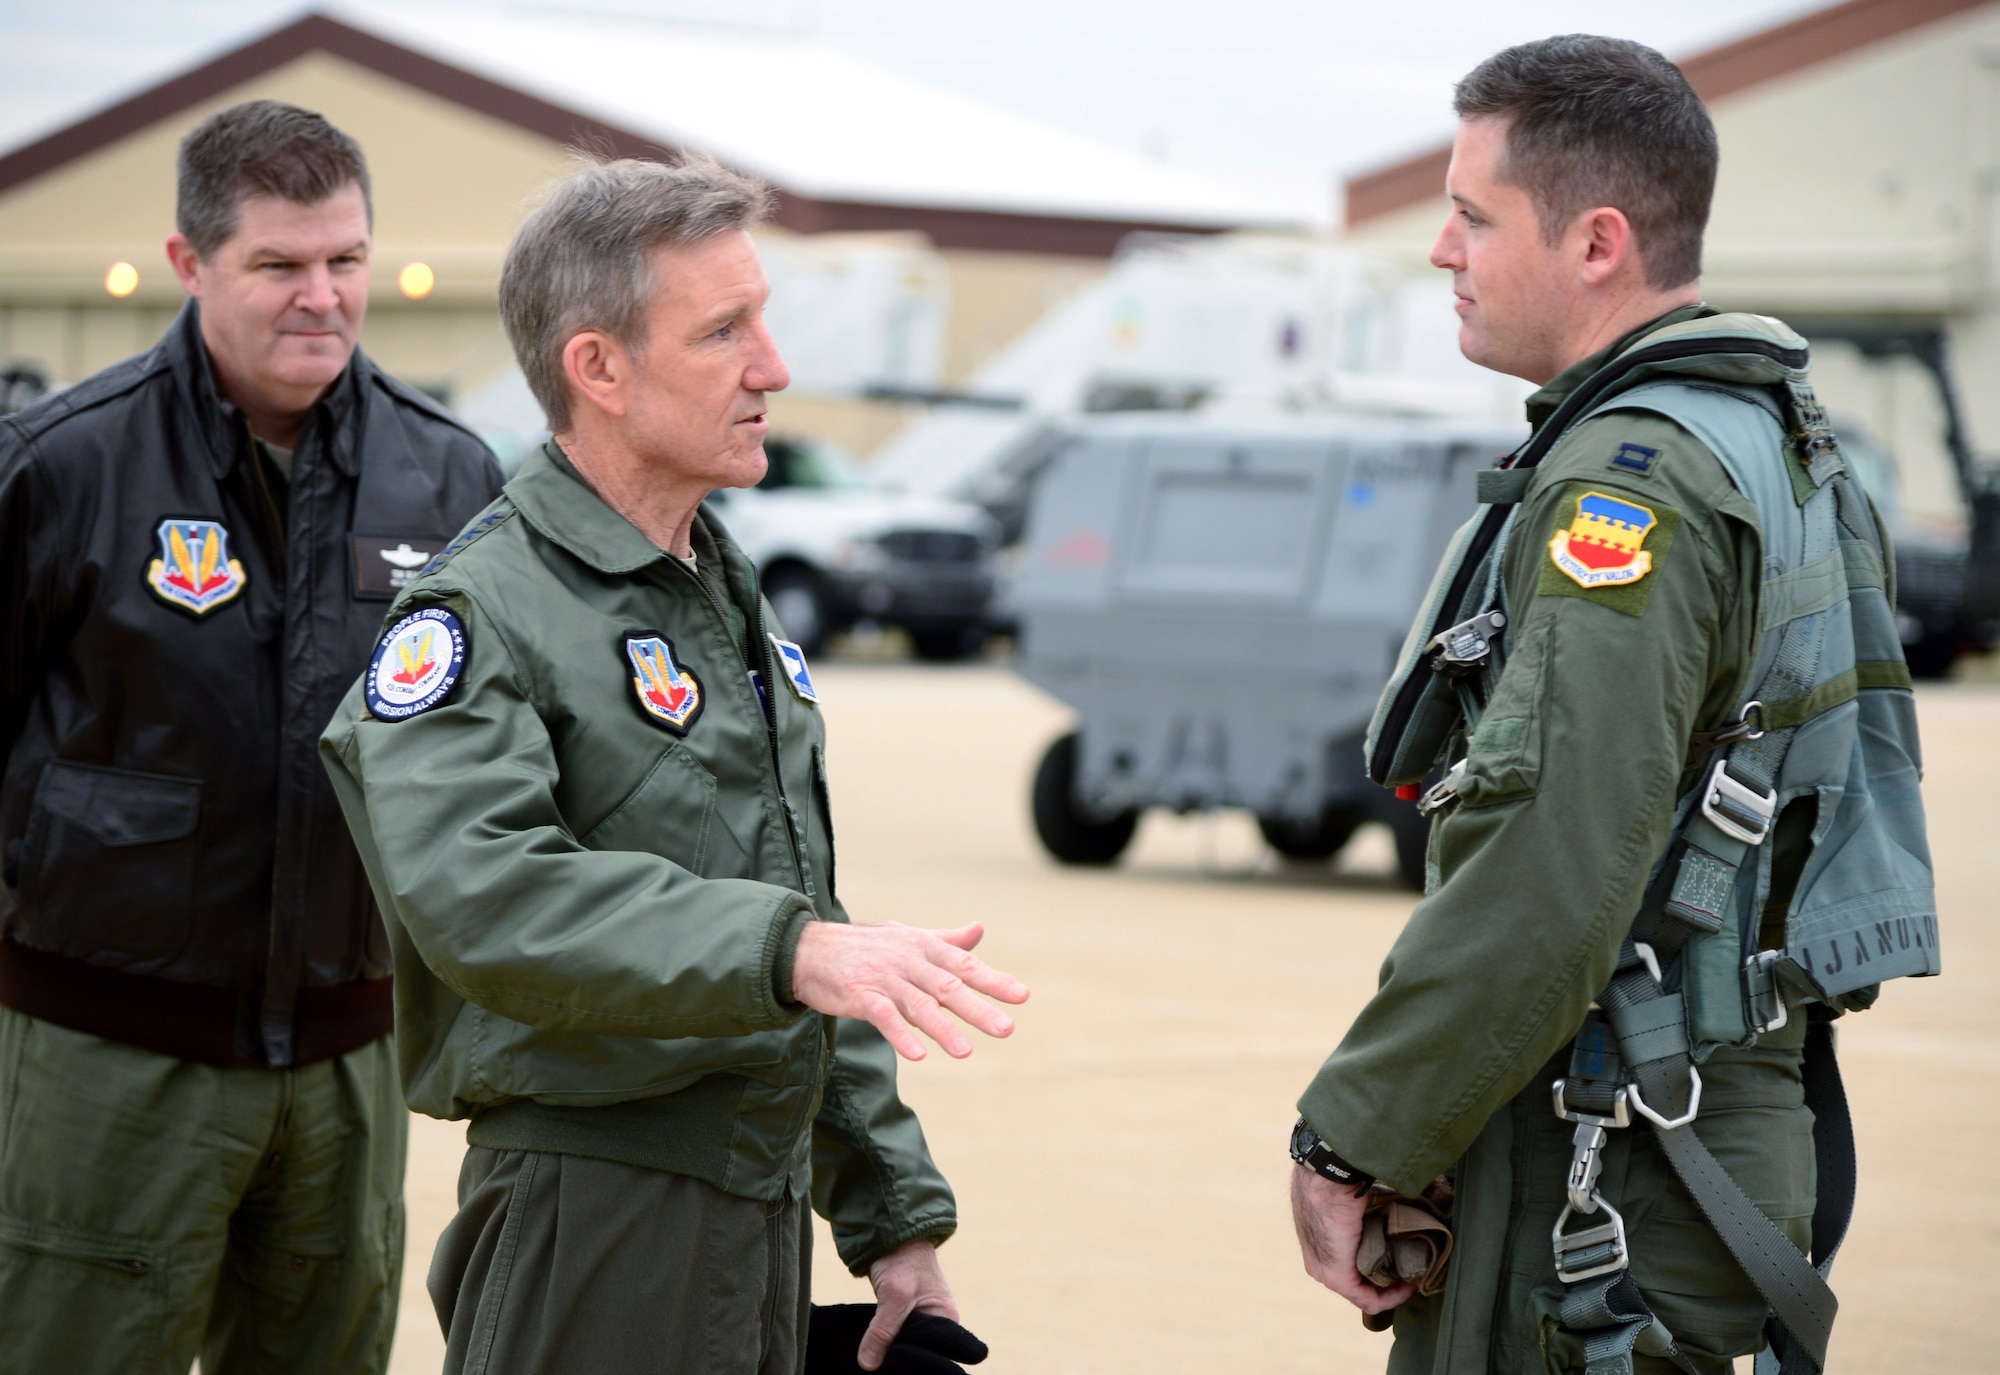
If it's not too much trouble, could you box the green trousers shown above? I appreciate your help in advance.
[1387,1015,1815,1375]
[431,1147,811,1375]
[0,1006,407,1375]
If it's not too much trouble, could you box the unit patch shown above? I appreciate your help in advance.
[1610,442,1657,475]
[365,607,467,721]
[625,632,704,735]
[145,518,247,616]
[1548,491,1658,588]
[769,635,818,704]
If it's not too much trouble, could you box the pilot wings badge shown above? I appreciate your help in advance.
[625,632,704,735]
[145,518,248,615]
[1548,491,1657,589]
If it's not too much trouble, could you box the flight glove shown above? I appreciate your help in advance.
[804,1303,989,1374]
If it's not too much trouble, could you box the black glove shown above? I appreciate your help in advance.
[804,1303,989,1374]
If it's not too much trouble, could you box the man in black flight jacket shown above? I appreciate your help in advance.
[0,101,501,1373]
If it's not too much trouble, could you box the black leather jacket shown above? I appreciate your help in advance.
[0,303,503,1066]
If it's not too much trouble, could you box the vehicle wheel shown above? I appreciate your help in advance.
[1903,631,1960,679]
[1031,732,1138,865]
[909,623,988,662]
[1258,805,1366,861]
[1380,801,1430,892]
[762,565,831,656]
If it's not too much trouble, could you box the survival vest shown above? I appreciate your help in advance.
[1362,313,1938,1375]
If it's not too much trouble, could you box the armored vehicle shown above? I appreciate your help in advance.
[1014,411,1522,887]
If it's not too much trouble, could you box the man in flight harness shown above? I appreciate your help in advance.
[1288,36,1937,1375]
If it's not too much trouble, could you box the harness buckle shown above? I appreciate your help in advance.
[1566,1122,1608,1213]
[1552,1079,1630,1129]
[1553,1195,1630,1282]
[1627,1067,1703,1131]
[1423,610,1507,677]
[1417,759,1467,818]
[1700,758,1776,846]
[1744,949,1789,1034]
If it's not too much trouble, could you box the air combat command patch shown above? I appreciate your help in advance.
[625,632,704,735]
[365,607,467,721]
[1549,491,1657,588]
[146,518,247,616]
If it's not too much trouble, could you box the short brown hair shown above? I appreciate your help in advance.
[1453,35,1716,289]
[498,155,775,433]
[176,100,371,258]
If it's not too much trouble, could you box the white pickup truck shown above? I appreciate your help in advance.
[704,437,1000,660]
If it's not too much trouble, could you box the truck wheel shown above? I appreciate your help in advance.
[762,565,831,656]
[1380,802,1430,892]
[1031,732,1138,865]
[1258,805,1366,861]
[910,623,988,662]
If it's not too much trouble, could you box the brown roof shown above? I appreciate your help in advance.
[1345,0,1996,228]
[0,12,1227,258]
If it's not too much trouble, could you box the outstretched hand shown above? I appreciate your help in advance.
[791,920,1029,1061]
[1291,1165,1417,1316]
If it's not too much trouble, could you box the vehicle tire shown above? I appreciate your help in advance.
[1903,630,1960,679]
[1380,801,1430,892]
[909,623,988,662]
[1031,732,1138,865]
[762,564,831,656]
[1258,805,1366,861]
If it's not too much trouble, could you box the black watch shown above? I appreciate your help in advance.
[1289,1116,1375,1190]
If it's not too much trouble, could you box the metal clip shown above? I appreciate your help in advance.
[1553,1195,1630,1282]
[1627,1067,1703,1131]
[1417,759,1467,818]
[1566,1122,1608,1213]
[1552,1079,1630,1129]
[1744,949,1789,1034]
[1700,758,1777,846]
[1424,610,1507,677]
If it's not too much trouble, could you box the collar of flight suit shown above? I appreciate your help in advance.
[507,439,683,575]
[1523,302,1720,430]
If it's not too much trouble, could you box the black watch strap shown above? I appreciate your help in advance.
[1289,1115,1376,1189]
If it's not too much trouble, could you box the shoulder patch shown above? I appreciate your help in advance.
[365,607,468,721]
[624,631,704,735]
[1610,442,1657,475]
[1538,483,1682,618]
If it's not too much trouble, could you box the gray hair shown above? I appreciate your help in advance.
[1454,35,1716,290]
[176,100,372,258]
[499,155,776,432]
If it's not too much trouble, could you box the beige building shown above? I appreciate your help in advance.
[1340,0,2000,526]
[0,8,1295,454]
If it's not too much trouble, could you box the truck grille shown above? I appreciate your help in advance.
[881,530,985,564]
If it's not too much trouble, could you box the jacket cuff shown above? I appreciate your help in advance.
[1297,1088,1405,1194]
[843,1215,958,1276]
[769,900,814,1008]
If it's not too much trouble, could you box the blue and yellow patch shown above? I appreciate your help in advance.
[625,632,704,735]
[145,518,247,616]
[1548,491,1657,589]
[365,607,467,721]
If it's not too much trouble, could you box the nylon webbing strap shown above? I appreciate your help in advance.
[1758,1018,1855,1375]
[1561,1273,1703,1375]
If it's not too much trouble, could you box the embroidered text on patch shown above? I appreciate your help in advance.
[145,518,247,615]
[1548,491,1657,589]
[365,607,467,721]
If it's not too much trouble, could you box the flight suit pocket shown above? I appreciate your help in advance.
[13,762,201,969]
[579,742,718,876]
[0,1211,172,1364]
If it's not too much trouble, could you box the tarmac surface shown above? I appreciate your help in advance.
[388,663,1998,1374]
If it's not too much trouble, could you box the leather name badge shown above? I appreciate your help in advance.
[351,534,442,600]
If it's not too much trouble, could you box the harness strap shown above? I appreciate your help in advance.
[1756,1016,1855,1375]
[1561,1272,1704,1375]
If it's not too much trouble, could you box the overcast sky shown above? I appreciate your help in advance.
[0,0,1823,219]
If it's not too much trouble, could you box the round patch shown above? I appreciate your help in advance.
[365,607,467,722]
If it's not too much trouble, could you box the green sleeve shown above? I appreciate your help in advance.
[320,589,814,1041]
[811,1017,958,1272]
[1298,414,1756,1194]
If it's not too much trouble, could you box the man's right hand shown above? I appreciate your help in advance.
[791,920,1028,1061]
[1291,1164,1416,1316]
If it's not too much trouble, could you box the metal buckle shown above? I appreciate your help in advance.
[1744,950,1789,1034]
[1417,759,1467,818]
[1424,610,1507,677]
[1552,1079,1630,1129]
[1553,1195,1630,1282]
[1700,759,1776,846]
[1566,1122,1608,1212]
[1627,1067,1703,1131]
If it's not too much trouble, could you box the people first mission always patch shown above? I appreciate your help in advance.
[365,607,467,721]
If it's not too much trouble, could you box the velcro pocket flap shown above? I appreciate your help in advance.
[34,762,201,847]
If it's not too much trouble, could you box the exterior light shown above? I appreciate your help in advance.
[104,262,139,297]
[397,262,435,299]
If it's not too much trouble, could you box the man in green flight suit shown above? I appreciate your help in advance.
[321,156,1028,1375]
[1290,37,1835,1374]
